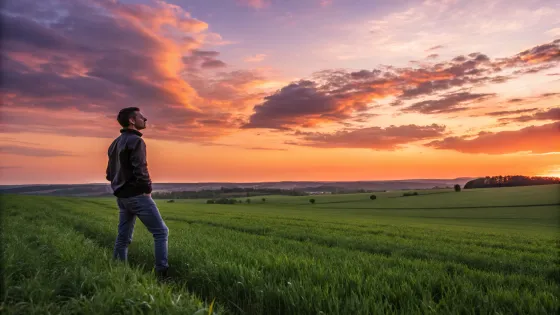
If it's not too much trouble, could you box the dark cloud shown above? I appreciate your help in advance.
[243,80,342,129]
[426,122,560,154]
[403,92,495,114]
[192,50,220,58]
[426,54,439,59]
[498,107,560,123]
[183,49,227,70]
[290,124,446,150]
[243,79,373,130]
[507,98,524,103]
[426,45,444,52]
[0,145,74,157]
[201,59,227,69]
[485,108,538,116]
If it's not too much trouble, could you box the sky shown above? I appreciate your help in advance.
[0,0,559,184]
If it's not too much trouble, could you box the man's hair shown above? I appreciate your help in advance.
[117,107,140,127]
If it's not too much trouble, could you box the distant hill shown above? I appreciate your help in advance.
[0,178,474,197]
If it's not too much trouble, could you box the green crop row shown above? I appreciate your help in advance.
[10,194,557,315]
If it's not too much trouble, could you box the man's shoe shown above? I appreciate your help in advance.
[156,268,170,282]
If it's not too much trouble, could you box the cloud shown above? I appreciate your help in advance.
[0,145,73,157]
[245,146,288,151]
[498,107,560,123]
[426,122,560,154]
[426,45,445,52]
[485,108,538,116]
[545,27,560,37]
[320,0,333,7]
[0,0,261,142]
[236,0,269,9]
[201,59,227,69]
[244,40,559,129]
[244,54,267,63]
[290,124,446,150]
[403,92,495,114]
[243,80,370,130]
[426,53,439,59]
[183,49,227,70]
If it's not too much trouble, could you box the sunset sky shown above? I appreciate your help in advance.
[1,0,559,184]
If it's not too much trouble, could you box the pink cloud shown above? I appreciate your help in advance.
[237,0,269,9]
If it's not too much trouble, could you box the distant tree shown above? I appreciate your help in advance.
[167,199,175,203]
[370,195,377,200]
[464,175,560,189]
[454,184,461,192]
[206,200,214,204]
[246,198,251,204]
[403,192,419,197]
[309,198,315,204]
[262,198,266,203]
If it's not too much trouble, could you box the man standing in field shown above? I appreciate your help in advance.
[106,107,169,280]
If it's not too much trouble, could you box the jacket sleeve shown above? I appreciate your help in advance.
[130,138,152,194]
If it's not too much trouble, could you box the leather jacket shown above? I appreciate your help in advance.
[106,129,152,197]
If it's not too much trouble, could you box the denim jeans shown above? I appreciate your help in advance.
[113,194,169,272]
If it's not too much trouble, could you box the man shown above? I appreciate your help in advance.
[106,107,169,280]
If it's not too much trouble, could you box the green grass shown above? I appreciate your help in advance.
[2,184,559,314]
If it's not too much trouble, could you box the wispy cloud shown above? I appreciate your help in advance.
[498,107,560,123]
[289,124,446,150]
[426,45,445,52]
[236,0,269,9]
[244,54,267,63]
[0,145,73,157]
[427,122,560,154]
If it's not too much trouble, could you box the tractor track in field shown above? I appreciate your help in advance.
[163,218,554,278]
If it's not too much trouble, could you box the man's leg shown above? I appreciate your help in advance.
[113,198,137,262]
[131,195,169,273]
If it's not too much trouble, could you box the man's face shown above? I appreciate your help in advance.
[130,111,148,130]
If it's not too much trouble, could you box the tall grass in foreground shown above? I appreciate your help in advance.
[1,200,224,315]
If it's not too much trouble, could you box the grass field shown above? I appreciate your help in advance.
[2,184,559,314]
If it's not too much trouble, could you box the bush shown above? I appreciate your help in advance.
[454,184,461,192]
[246,199,251,204]
[403,192,419,197]
[207,198,237,204]
[309,199,316,204]
[167,199,175,203]
[370,195,377,200]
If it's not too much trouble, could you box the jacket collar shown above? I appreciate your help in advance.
[120,128,143,137]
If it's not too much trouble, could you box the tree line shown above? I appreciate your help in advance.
[464,175,560,189]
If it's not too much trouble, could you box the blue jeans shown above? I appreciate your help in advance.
[113,195,169,272]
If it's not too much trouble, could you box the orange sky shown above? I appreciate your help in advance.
[0,0,559,184]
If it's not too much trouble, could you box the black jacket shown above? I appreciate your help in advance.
[106,129,152,197]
